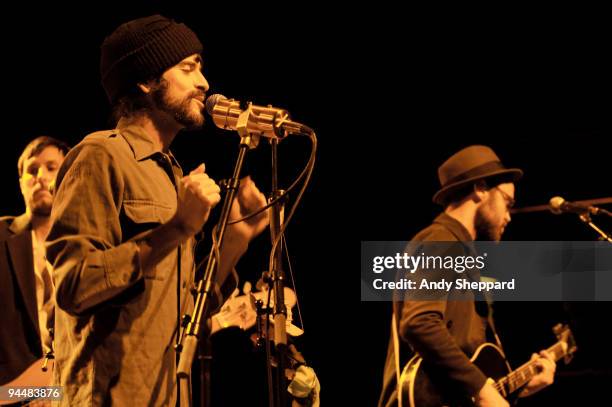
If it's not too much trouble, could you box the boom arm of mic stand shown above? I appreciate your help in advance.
[579,213,612,243]
[597,208,612,218]
[177,107,259,378]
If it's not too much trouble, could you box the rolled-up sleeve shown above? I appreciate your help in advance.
[46,142,143,315]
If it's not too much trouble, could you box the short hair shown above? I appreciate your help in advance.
[18,136,70,177]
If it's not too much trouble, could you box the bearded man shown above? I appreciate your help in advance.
[46,15,268,406]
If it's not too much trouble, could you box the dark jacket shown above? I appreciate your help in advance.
[0,214,42,384]
[378,213,489,407]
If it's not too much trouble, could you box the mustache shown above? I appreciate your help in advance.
[32,180,55,194]
[189,91,206,102]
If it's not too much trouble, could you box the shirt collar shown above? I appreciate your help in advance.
[433,212,474,242]
[116,118,180,167]
[8,213,32,235]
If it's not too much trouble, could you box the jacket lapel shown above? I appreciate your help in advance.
[7,214,39,336]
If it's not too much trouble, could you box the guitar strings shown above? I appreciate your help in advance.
[497,342,564,393]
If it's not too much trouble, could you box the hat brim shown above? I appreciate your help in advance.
[432,168,523,205]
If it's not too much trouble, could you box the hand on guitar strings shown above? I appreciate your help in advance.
[518,350,556,398]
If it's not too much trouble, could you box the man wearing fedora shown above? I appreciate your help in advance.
[378,145,556,407]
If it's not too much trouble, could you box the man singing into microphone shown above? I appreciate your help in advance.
[46,15,269,406]
[378,145,556,407]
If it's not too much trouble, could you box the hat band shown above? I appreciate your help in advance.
[442,160,506,187]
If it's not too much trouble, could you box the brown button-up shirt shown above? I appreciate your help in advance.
[47,121,196,406]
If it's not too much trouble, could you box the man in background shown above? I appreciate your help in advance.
[0,136,69,386]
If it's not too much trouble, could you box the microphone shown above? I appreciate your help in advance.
[549,196,603,216]
[205,94,312,138]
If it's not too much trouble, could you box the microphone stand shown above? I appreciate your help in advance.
[579,213,612,243]
[176,105,261,390]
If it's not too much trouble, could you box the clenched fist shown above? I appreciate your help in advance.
[172,163,221,237]
[227,176,269,242]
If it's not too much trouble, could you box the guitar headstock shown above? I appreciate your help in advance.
[553,323,578,364]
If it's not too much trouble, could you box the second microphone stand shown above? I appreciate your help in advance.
[266,136,289,407]
[579,212,612,243]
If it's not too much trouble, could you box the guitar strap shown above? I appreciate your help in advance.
[477,276,506,355]
[483,299,506,356]
[392,310,401,385]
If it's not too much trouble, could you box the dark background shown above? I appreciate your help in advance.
[359,15,612,407]
[2,3,611,406]
[2,3,344,406]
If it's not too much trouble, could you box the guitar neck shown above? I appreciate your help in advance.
[495,340,567,396]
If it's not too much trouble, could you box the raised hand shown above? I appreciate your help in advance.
[172,163,221,237]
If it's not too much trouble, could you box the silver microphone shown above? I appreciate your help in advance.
[205,94,311,138]
[549,196,602,216]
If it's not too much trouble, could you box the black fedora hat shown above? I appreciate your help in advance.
[433,145,523,205]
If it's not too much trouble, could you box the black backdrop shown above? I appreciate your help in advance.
[2,3,343,406]
[359,15,612,407]
[2,4,612,406]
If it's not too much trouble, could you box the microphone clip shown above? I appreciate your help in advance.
[236,102,261,149]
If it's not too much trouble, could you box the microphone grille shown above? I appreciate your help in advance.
[205,94,227,115]
[549,196,565,214]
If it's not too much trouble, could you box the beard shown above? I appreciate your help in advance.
[29,195,52,217]
[474,204,502,241]
[151,79,205,129]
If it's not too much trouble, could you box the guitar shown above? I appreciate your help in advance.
[399,323,577,407]
[211,283,303,337]
[0,355,54,406]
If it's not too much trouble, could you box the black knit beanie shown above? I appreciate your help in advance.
[100,15,203,104]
